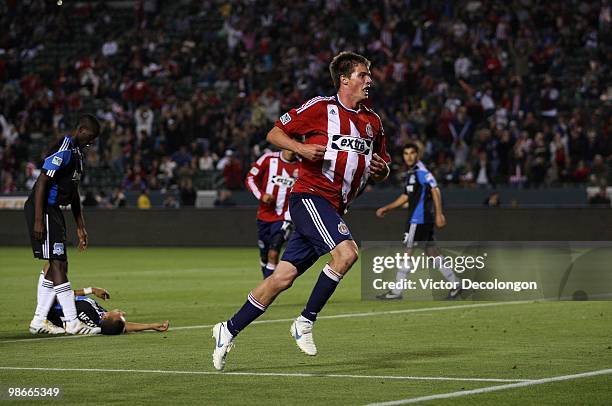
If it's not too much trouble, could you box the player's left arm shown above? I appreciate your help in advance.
[431,187,446,228]
[73,287,110,300]
[370,122,391,182]
[71,186,88,251]
[422,169,445,228]
[125,320,169,333]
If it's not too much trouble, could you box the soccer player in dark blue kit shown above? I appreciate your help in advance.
[25,114,103,335]
[40,270,170,335]
[375,142,461,300]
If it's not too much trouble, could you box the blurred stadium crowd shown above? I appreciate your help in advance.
[0,0,610,205]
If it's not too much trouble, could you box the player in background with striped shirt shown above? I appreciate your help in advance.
[245,149,299,278]
[375,143,462,300]
[212,52,390,370]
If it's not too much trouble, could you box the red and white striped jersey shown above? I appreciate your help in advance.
[245,151,300,223]
[275,95,390,214]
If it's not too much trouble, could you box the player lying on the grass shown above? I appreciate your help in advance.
[31,265,170,335]
[375,142,462,300]
[212,51,390,370]
[245,148,299,278]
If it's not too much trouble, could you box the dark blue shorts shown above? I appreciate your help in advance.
[257,219,290,261]
[281,193,353,273]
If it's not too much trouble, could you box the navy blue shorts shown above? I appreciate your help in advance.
[281,193,353,273]
[257,219,291,261]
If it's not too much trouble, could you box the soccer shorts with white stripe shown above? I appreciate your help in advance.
[281,193,353,273]
[24,198,68,261]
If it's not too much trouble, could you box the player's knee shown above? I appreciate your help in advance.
[49,260,68,274]
[270,272,294,291]
[345,246,359,267]
[268,263,298,291]
[333,241,359,270]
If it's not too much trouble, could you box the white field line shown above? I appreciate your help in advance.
[0,301,528,344]
[366,368,612,405]
[0,366,532,383]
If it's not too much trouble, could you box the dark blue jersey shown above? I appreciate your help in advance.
[403,161,438,224]
[32,136,83,206]
[48,296,106,328]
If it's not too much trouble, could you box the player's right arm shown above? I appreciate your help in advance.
[269,102,326,161]
[32,173,50,241]
[125,320,169,332]
[267,127,325,161]
[245,155,274,204]
[376,194,409,218]
[34,139,72,240]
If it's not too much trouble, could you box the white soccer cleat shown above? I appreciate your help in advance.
[290,317,317,356]
[64,319,101,335]
[376,291,403,300]
[212,322,235,371]
[29,318,65,335]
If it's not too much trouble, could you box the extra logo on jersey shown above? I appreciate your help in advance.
[330,135,372,155]
[52,156,63,166]
[270,175,295,188]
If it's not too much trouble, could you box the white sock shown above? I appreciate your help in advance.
[33,271,56,323]
[391,263,413,295]
[436,256,460,285]
[54,282,77,323]
[297,315,313,324]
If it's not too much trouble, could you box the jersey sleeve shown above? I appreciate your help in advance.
[42,143,72,178]
[418,170,438,188]
[274,99,324,138]
[245,154,269,200]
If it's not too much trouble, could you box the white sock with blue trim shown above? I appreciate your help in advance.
[33,270,56,323]
[54,282,77,323]
[391,262,413,295]
[436,256,460,284]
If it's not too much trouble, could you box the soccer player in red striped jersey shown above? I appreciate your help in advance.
[245,149,299,278]
[212,52,390,370]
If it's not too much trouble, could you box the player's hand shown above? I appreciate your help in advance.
[77,227,88,251]
[261,194,275,205]
[376,207,388,218]
[93,287,110,300]
[435,213,447,228]
[297,143,326,161]
[34,219,45,241]
[369,153,389,182]
[154,321,170,332]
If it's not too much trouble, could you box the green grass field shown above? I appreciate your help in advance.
[1,247,611,405]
